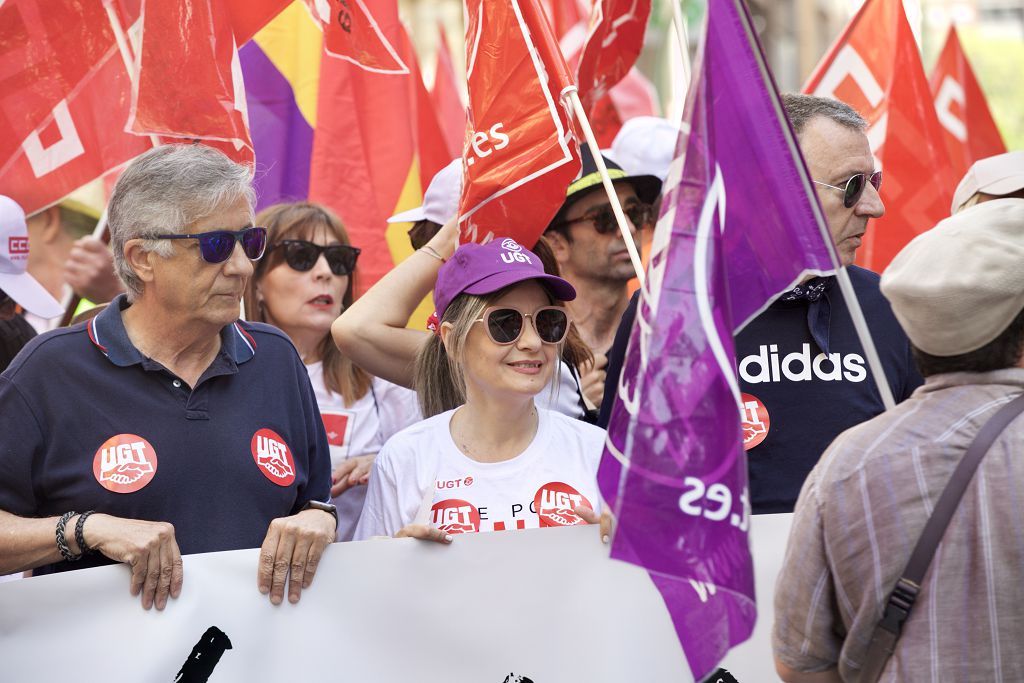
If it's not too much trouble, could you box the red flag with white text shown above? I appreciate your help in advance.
[929,26,1006,185]
[804,0,956,273]
[0,0,152,215]
[459,0,581,247]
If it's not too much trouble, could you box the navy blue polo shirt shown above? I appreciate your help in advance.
[0,295,332,573]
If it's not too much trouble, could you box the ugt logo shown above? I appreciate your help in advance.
[500,239,532,265]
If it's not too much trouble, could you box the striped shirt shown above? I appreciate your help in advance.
[773,369,1024,681]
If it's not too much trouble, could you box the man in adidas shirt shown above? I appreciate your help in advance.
[600,94,922,514]
[737,94,921,512]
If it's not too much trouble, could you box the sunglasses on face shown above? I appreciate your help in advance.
[156,227,268,264]
[475,306,570,346]
[269,240,361,276]
[555,201,655,235]
[814,171,882,208]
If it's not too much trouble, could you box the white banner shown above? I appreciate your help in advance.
[719,513,795,683]
[0,526,691,682]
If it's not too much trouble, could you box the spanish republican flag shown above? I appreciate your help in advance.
[241,0,448,294]
[929,26,1006,182]
[804,0,957,273]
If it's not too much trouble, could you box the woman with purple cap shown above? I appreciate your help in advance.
[351,237,610,542]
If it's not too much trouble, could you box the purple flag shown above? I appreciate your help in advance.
[599,0,839,678]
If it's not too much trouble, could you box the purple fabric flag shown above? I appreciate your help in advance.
[599,0,839,678]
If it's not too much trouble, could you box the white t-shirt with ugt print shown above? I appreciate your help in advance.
[353,407,604,539]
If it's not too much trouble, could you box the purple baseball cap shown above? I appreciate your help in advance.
[434,238,576,319]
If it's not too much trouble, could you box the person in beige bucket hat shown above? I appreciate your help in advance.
[773,197,1024,682]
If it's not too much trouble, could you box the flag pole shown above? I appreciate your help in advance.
[567,89,646,286]
[58,211,109,327]
[669,0,692,123]
[834,268,896,409]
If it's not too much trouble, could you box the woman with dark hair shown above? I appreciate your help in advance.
[244,202,420,541]
[348,237,610,542]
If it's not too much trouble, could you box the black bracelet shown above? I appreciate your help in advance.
[75,510,95,556]
[55,511,82,562]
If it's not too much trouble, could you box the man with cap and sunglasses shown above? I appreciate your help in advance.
[774,197,1024,682]
[0,145,335,610]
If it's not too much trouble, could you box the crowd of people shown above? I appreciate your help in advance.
[1,92,1023,680]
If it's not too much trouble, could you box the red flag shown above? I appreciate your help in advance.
[0,0,152,215]
[432,25,467,160]
[804,0,956,273]
[929,26,1006,182]
[302,0,409,74]
[575,0,652,113]
[225,0,291,45]
[130,0,253,163]
[539,0,590,39]
[458,0,582,247]
[309,4,447,293]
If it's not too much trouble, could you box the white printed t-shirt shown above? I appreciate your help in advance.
[306,361,421,541]
[353,407,604,539]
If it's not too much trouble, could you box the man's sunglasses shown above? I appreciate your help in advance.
[813,171,882,208]
[474,306,570,346]
[269,240,361,276]
[156,227,267,264]
[553,201,655,235]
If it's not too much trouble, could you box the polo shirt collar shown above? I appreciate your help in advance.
[88,294,257,367]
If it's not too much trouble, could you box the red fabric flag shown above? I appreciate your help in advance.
[929,26,1006,182]
[0,0,152,215]
[804,0,956,273]
[225,0,291,45]
[130,0,253,163]
[458,0,582,247]
[309,2,448,293]
[539,0,590,39]
[575,0,652,113]
[302,0,409,74]
[432,25,467,160]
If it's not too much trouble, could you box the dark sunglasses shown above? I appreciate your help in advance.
[475,306,570,345]
[554,201,654,235]
[156,227,267,264]
[814,171,882,208]
[270,240,361,276]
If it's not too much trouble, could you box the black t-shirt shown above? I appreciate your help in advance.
[600,266,923,513]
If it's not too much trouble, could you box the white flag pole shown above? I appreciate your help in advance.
[566,89,646,287]
[669,0,692,122]
[834,268,896,409]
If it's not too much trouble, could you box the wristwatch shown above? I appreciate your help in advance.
[301,500,338,529]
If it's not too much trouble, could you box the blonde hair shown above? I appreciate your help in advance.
[413,286,567,417]
[245,202,371,406]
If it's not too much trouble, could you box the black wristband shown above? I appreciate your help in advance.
[75,510,95,555]
[56,511,83,562]
[301,500,338,529]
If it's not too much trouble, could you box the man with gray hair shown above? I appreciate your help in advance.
[0,145,336,610]
[733,93,921,513]
[773,197,1024,681]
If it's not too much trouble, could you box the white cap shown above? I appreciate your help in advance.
[387,159,463,224]
[0,196,63,318]
[610,116,681,183]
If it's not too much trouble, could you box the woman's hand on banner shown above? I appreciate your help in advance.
[574,505,614,545]
[395,524,453,545]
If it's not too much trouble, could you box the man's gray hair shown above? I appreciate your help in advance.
[781,93,867,136]
[108,144,255,300]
